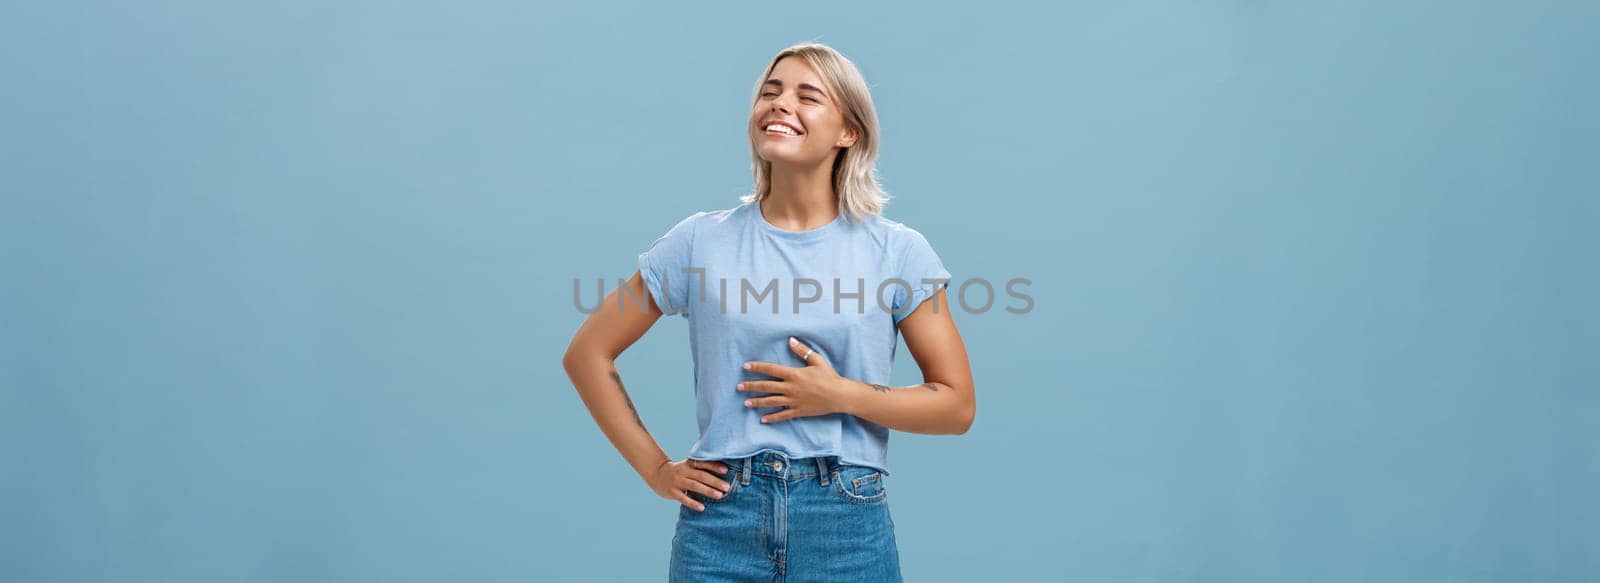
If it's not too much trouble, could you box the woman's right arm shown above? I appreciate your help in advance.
[560,270,731,510]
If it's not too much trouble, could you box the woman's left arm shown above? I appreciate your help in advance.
[842,288,975,434]
[740,288,975,435]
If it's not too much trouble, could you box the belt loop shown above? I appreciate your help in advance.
[816,456,830,487]
[741,456,752,486]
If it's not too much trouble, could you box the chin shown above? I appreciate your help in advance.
[755,146,805,165]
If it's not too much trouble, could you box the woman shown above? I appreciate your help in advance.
[562,42,975,582]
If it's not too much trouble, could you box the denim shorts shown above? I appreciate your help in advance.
[669,451,903,582]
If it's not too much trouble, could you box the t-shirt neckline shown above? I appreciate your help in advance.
[751,200,844,241]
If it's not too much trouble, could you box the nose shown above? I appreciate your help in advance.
[770,91,796,114]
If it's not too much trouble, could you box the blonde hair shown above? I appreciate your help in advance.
[740,42,888,222]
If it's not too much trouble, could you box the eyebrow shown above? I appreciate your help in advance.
[763,78,829,99]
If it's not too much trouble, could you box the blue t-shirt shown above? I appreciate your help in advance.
[637,201,951,475]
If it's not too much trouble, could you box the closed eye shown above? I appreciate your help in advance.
[759,91,822,104]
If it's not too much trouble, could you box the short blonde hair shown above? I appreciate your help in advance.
[741,42,888,222]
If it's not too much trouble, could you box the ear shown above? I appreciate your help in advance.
[836,125,859,148]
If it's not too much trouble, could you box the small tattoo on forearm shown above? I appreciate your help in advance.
[610,370,646,429]
[869,383,891,393]
[921,383,940,392]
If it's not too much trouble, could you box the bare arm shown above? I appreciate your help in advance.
[563,270,733,510]
[561,271,670,481]
[742,287,977,435]
[841,288,976,434]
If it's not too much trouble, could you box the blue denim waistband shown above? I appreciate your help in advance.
[720,451,841,487]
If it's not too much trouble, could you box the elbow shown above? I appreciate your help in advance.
[952,393,976,435]
[561,342,587,377]
[563,342,616,378]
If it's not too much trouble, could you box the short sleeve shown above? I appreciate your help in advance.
[637,212,702,317]
[891,227,952,325]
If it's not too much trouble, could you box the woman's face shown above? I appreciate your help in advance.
[749,56,858,168]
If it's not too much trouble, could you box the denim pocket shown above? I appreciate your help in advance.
[831,464,887,504]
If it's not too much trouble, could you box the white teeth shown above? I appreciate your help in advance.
[765,124,798,135]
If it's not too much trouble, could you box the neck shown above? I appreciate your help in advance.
[762,160,839,230]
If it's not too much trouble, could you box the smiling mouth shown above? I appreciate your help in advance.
[762,124,802,138]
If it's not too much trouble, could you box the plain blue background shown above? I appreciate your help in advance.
[3,1,1595,581]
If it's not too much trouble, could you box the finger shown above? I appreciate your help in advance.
[788,336,833,370]
[674,490,706,512]
[688,461,732,488]
[744,360,798,379]
[737,380,788,395]
[744,394,793,407]
[690,469,733,493]
[689,459,730,475]
[678,475,724,500]
[744,395,792,410]
[788,336,811,358]
[761,409,801,424]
